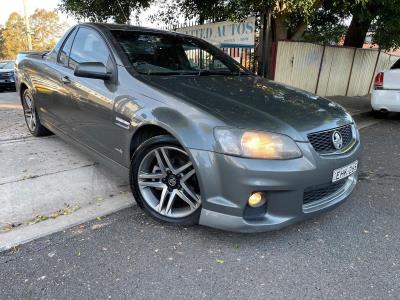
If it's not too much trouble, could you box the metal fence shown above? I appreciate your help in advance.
[274,41,400,97]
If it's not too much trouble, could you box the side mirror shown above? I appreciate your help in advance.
[74,62,111,80]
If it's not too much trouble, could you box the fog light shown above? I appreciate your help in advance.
[248,192,266,207]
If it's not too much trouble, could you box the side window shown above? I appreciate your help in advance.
[69,27,110,70]
[58,28,77,67]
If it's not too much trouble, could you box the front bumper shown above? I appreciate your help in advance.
[189,138,361,233]
[0,80,16,90]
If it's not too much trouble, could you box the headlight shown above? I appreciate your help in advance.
[214,128,302,160]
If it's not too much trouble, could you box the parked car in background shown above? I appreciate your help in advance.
[371,58,400,114]
[15,24,361,232]
[0,60,16,92]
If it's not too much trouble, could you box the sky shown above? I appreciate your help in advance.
[0,0,159,28]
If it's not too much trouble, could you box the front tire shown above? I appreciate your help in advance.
[22,89,52,137]
[130,135,202,226]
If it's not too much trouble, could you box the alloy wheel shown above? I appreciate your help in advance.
[137,146,201,218]
[23,92,37,132]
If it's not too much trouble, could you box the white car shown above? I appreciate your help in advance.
[371,59,400,114]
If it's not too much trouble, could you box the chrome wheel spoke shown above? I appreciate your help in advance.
[181,169,195,183]
[154,149,167,174]
[160,148,175,172]
[181,182,200,204]
[177,189,196,209]
[155,187,168,212]
[175,161,192,174]
[139,172,164,180]
[29,115,34,129]
[165,189,177,214]
[139,180,165,189]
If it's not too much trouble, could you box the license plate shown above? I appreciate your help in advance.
[0,79,5,83]
[332,161,358,182]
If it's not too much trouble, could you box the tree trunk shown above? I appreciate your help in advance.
[343,14,373,48]
[290,22,307,41]
[274,15,288,40]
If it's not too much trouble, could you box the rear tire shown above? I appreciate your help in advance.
[22,89,52,137]
[372,109,389,119]
[130,135,202,226]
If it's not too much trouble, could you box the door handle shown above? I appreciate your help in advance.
[61,76,71,84]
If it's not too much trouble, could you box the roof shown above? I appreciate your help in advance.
[83,23,175,34]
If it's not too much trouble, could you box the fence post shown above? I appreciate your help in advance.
[270,41,277,80]
[345,48,357,96]
[368,49,381,93]
[315,44,326,94]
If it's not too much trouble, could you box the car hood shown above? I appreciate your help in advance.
[0,69,13,72]
[141,75,353,141]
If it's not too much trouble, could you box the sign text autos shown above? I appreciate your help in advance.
[175,17,255,48]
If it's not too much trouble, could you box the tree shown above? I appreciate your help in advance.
[343,0,400,50]
[0,27,5,60]
[59,0,152,23]
[2,13,27,59]
[30,9,67,50]
[150,0,230,26]
[1,10,67,59]
[303,0,350,45]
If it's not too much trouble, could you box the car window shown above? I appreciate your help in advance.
[111,30,249,75]
[69,27,110,70]
[0,62,14,69]
[391,59,400,70]
[58,28,77,67]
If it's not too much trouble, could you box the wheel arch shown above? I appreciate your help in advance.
[129,123,180,159]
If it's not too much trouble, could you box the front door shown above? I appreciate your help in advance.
[65,27,119,161]
[36,28,78,133]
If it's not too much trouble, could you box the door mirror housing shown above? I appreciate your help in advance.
[74,62,111,80]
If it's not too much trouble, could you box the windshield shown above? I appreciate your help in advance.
[0,62,14,69]
[111,30,251,76]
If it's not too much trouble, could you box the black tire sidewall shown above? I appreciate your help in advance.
[22,89,51,137]
[130,135,201,226]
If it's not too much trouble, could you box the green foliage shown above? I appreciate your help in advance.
[59,0,152,23]
[303,1,349,45]
[30,9,68,50]
[149,0,230,26]
[2,13,27,59]
[1,10,67,59]
[0,28,5,60]
[367,0,400,50]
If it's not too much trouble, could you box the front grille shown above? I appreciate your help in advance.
[303,180,347,205]
[307,125,353,154]
[0,72,14,80]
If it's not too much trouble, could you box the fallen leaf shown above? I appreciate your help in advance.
[91,223,109,230]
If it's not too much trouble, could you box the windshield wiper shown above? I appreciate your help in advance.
[196,69,252,76]
[139,70,199,76]
[138,69,252,76]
